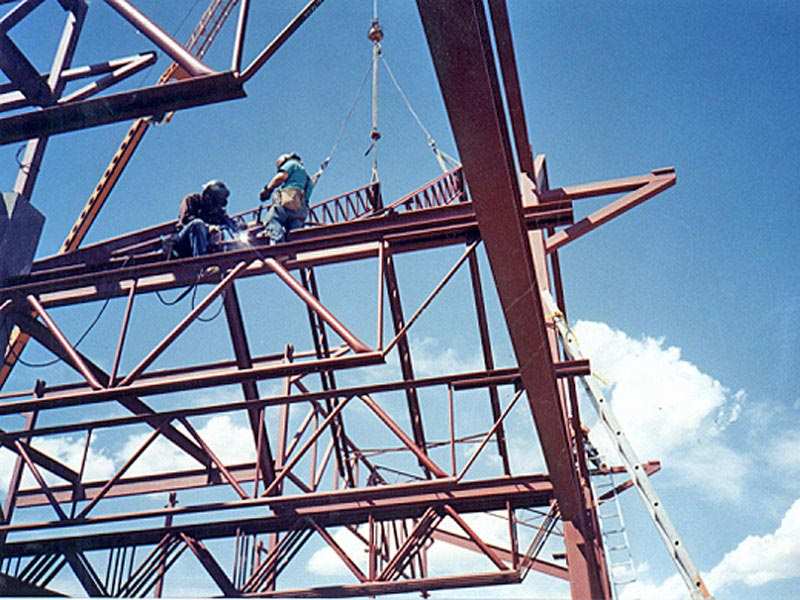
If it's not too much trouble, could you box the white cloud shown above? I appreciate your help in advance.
[121,414,255,477]
[0,434,116,498]
[673,442,749,503]
[307,526,369,577]
[574,320,748,500]
[706,497,800,589]
[623,497,800,598]
[409,336,484,378]
[367,335,484,383]
[620,573,685,600]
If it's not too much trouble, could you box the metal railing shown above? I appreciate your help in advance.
[381,167,466,214]
[307,182,382,225]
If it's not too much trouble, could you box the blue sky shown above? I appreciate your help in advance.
[1,1,799,599]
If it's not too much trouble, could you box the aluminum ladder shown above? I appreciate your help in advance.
[590,454,639,599]
[542,291,714,600]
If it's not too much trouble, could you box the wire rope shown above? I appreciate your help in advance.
[313,62,373,183]
[381,56,459,171]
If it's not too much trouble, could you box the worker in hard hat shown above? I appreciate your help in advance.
[166,180,241,258]
[259,153,315,244]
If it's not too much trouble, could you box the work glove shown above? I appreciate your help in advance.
[259,187,272,202]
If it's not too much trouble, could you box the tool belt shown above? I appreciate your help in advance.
[277,187,305,212]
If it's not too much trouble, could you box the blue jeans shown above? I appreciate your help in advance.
[264,203,307,243]
[175,219,209,257]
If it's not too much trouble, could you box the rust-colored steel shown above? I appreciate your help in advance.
[104,0,214,77]
[0,3,681,598]
[416,1,611,597]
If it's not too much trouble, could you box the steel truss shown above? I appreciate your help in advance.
[0,1,700,598]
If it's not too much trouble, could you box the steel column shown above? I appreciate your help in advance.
[222,282,277,487]
[416,2,611,597]
[381,252,429,475]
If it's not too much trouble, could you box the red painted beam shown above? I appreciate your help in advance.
[0,71,245,145]
[0,474,554,555]
[252,571,522,598]
[416,3,611,597]
[416,0,582,520]
[431,529,568,580]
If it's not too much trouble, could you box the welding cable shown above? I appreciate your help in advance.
[14,145,31,174]
[1,319,59,368]
[2,295,112,369]
[191,284,226,323]
[155,283,196,306]
[1,258,130,368]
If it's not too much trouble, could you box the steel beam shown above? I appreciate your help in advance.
[6,201,570,313]
[487,0,534,175]
[0,72,246,145]
[223,282,277,487]
[0,430,79,484]
[381,252,429,474]
[265,257,371,353]
[416,2,610,597]
[0,351,384,416]
[0,0,45,34]
[103,0,213,77]
[0,33,53,106]
[0,411,37,546]
[299,268,355,486]
[0,53,158,97]
[180,533,237,596]
[0,364,588,439]
[231,0,250,72]
[240,0,326,82]
[9,310,214,469]
[0,1,241,390]
[0,572,62,596]
[545,171,676,252]
[467,251,511,474]
[1,474,554,555]
[431,529,568,580]
[252,571,521,598]
[417,0,581,519]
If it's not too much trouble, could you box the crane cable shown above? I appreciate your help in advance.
[311,64,372,184]
[312,0,458,185]
[381,56,459,174]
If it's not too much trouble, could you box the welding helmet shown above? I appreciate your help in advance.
[201,179,230,208]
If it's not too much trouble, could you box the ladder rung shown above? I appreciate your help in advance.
[603,527,626,535]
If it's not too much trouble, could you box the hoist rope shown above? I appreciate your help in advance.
[312,63,372,183]
[381,57,459,172]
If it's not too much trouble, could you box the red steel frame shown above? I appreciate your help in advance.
[0,1,680,598]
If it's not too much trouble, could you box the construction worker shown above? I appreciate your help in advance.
[259,153,315,244]
[581,423,607,471]
[165,180,242,258]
